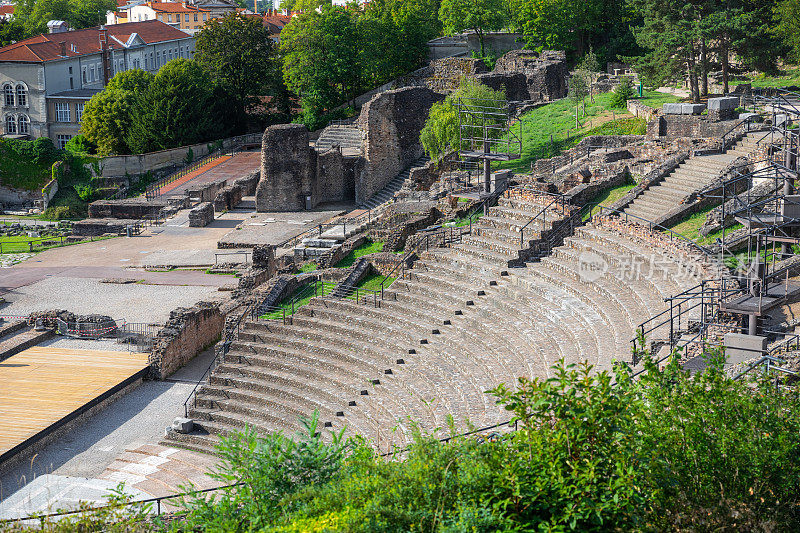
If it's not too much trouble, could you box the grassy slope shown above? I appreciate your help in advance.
[730,66,800,88]
[665,205,743,246]
[497,91,681,174]
[334,240,384,268]
[584,183,637,220]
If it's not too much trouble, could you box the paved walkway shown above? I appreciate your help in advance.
[0,349,217,519]
[162,152,260,199]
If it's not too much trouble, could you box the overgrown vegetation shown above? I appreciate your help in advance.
[31,351,794,531]
[583,179,637,219]
[667,204,744,246]
[496,92,669,174]
[334,239,385,268]
[0,137,60,191]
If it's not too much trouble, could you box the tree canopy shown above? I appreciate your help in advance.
[438,0,506,57]
[194,13,289,132]
[13,0,116,36]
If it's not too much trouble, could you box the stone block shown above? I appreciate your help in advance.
[662,103,682,115]
[172,417,194,434]
[681,103,706,115]
[188,202,214,227]
[738,112,759,122]
[707,97,738,111]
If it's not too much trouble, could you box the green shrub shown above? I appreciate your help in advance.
[64,134,97,155]
[610,77,636,108]
[42,205,77,220]
[73,183,98,202]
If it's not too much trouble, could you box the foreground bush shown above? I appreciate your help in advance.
[168,352,800,532]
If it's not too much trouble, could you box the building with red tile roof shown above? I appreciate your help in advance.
[0,20,196,144]
[0,3,14,21]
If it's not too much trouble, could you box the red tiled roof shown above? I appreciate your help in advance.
[0,20,190,63]
[262,14,290,34]
[0,4,14,16]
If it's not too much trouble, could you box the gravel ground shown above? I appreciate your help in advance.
[1,277,225,324]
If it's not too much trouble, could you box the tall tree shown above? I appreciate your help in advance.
[194,14,288,132]
[280,6,359,127]
[775,0,800,63]
[438,0,507,57]
[125,59,231,154]
[80,69,152,155]
[14,0,116,36]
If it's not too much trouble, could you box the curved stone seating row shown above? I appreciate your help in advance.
[164,193,710,454]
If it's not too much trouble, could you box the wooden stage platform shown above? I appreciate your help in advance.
[0,347,149,465]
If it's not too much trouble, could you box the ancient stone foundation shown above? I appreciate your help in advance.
[188,202,214,227]
[149,302,224,379]
[257,124,314,211]
[88,198,168,220]
[72,218,141,236]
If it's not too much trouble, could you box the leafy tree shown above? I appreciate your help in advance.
[420,79,506,162]
[194,14,288,132]
[278,0,330,11]
[14,0,116,36]
[569,68,591,124]
[280,6,359,128]
[68,0,117,28]
[0,18,25,47]
[81,69,153,155]
[125,59,231,153]
[507,0,640,64]
[438,0,506,57]
[775,0,800,62]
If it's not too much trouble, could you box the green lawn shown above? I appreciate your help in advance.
[259,283,321,319]
[298,262,318,273]
[334,239,385,268]
[0,233,94,254]
[496,91,679,174]
[637,91,684,108]
[665,205,743,246]
[730,66,800,89]
[584,182,637,220]
[356,272,396,291]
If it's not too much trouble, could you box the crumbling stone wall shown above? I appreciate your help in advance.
[149,302,224,379]
[188,202,214,227]
[315,148,359,203]
[234,170,259,196]
[257,124,314,211]
[213,184,243,212]
[72,218,141,236]
[488,50,568,102]
[88,198,168,219]
[357,87,444,204]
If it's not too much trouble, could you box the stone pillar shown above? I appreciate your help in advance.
[252,244,276,279]
[256,124,314,212]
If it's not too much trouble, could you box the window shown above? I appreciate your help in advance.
[90,66,95,82]
[167,14,172,22]
[144,56,149,69]
[70,77,74,89]
[185,13,189,22]
[156,51,160,67]
[68,66,72,74]
[15,85,26,107]
[17,114,29,134]
[82,67,87,83]
[3,84,13,106]
[56,134,72,149]
[5,114,16,134]
[75,103,84,123]
[193,12,197,21]
[202,13,207,21]
[55,102,70,122]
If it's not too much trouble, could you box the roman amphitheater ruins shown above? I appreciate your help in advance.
[2,48,800,517]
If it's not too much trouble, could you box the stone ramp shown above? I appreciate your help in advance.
[164,190,705,454]
[623,132,762,222]
[0,321,55,362]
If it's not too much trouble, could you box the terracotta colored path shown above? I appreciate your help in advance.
[157,155,232,196]
[162,152,261,199]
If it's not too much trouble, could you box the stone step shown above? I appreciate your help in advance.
[0,326,55,361]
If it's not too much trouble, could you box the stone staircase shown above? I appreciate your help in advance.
[314,125,364,155]
[163,192,705,455]
[358,156,429,210]
[623,132,762,222]
[0,320,55,361]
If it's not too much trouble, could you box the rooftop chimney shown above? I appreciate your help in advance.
[59,41,66,56]
[99,26,111,85]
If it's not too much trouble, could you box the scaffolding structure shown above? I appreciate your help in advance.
[450,97,522,197]
[629,89,800,376]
